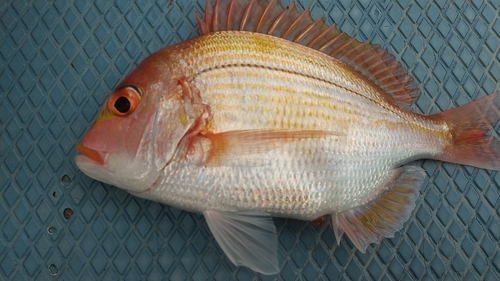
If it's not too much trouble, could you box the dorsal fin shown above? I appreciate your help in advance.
[196,0,420,109]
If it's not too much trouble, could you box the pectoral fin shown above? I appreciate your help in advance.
[202,129,343,166]
[203,210,279,274]
[332,166,426,252]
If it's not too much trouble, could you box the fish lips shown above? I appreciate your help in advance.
[75,143,114,186]
[76,143,106,165]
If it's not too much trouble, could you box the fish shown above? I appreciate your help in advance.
[75,0,500,275]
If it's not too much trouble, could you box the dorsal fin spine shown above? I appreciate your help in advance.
[283,8,309,39]
[384,76,408,88]
[205,0,212,33]
[213,0,221,32]
[307,23,337,47]
[351,50,375,72]
[329,37,356,57]
[356,46,382,67]
[380,70,402,84]
[318,32,344,52]
[196,0,210,35]
[351,42,371,61]
[268,2,295,35]
[365,58,387,73]
[196,14,206,35]
[295,17,322,43]
[240,0,255,31]
[374,62,398,79]
[339,41,367,61]
[255,0,274,32]
[226,0,235,31]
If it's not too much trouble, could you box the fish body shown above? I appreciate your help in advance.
[134,31,443,216]
[75,0,500,274]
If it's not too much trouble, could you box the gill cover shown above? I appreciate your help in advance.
[152,78,211,170]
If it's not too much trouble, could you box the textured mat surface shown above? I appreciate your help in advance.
[1,0,500,280]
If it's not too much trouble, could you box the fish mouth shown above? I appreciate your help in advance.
[76,143,105,165]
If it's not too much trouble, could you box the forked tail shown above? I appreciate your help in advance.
[433,93,500,170]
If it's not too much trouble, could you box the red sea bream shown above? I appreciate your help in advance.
[75,0,500,274]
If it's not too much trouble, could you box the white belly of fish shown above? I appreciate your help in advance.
[134,65,446,220]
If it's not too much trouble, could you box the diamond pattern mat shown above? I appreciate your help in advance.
[1,0,500,280]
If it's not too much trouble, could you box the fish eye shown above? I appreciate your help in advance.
[108,86,141,116]
[114,96,131,113]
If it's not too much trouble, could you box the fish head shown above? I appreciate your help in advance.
[75,49,201,193]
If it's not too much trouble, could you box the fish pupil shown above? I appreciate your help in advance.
[114,96,131,113]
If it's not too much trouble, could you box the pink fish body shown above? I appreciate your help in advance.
[75,0,500,274]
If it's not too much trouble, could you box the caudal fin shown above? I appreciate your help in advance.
[433,93,500,171]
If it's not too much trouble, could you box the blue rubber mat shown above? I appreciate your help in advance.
[1,0,500,279]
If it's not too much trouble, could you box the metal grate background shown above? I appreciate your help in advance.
[1,0,500,280]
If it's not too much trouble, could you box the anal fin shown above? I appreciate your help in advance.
[332,166,426,253]
[203,210,279,274]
